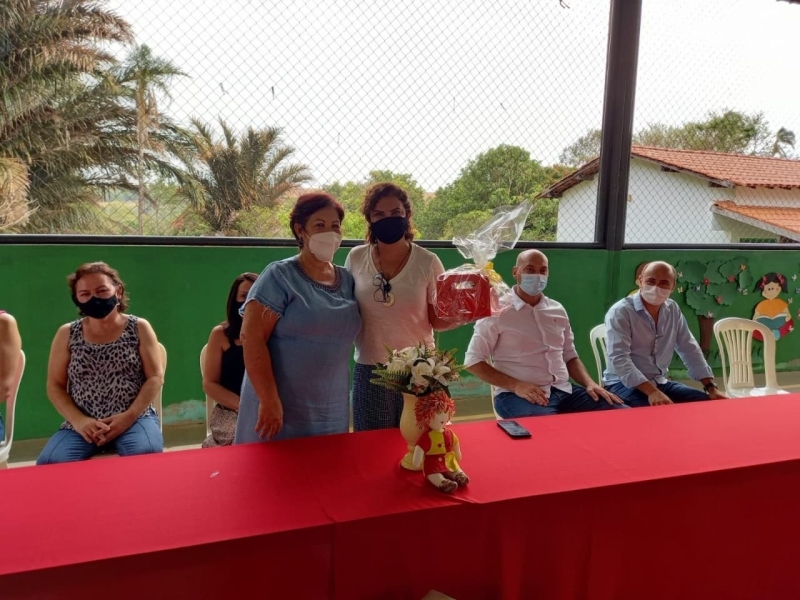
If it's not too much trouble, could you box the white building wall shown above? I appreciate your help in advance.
[555,179,597,243]
[624,159,733,244]
[554,158,753,244]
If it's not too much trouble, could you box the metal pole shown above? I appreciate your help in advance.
[595,0,643,251]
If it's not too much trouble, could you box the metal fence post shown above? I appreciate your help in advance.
[595,0,643,251]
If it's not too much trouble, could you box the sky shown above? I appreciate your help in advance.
[105,0,800,191]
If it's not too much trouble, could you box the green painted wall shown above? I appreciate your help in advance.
[617,250,800,375]
[3,244,798,440]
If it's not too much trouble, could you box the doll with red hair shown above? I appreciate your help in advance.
[412,390,470,493]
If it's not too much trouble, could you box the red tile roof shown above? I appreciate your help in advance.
[539,146,800,198]
[632,146,800,188]
[713,201,800,239]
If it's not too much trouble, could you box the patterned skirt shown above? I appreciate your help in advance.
[202,404,238,448]
[352,363,404,431]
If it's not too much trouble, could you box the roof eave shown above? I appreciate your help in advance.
[711,205,800,243]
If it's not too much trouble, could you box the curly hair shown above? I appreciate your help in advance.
[68,262,129,315]
[414,390,456,429]
[361,182,416,244]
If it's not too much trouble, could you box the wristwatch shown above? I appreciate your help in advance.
[703,381,718,392]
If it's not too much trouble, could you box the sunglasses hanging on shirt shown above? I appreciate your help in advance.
[373,273,395,307]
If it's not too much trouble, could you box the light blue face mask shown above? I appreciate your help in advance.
[520,273,548,296]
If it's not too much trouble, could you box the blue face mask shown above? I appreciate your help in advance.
[519,274,547,296]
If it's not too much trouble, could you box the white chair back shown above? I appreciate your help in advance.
[0,350,25,467]
[489,385,501,420]
[589,324,608,383]
[713,317,784,397]
[200,344,213,438]
[155,343,166,431]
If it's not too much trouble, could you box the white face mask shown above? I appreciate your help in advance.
[640,285,672,306]
[306,231,342,262]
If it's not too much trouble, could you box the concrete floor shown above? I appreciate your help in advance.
[8,371,800,468]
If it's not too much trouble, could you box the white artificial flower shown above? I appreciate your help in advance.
[398,346,419,365]
[410,359,434,387]
[432,364,451,386]
[387,357,408,373]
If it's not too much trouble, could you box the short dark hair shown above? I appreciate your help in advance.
[289,192,345,246]
[223,272,258,342]
[361,182,416,243]
[68,262,129,315]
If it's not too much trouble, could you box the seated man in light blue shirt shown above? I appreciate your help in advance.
[604,261,727,407]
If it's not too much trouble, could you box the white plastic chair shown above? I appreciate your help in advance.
[489,385,501,420]
[200,344,213,438]
[154,343,166,431]
[713,317,786,397]
[589,324,608,384]
[91,343,166,459]
[0,351,25,469]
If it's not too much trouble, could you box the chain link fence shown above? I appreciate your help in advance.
[2,0,610,240]
[622,0,800,246]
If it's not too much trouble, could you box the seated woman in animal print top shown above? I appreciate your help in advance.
[37,262,165,465]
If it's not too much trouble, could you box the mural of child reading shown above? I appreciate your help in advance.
[753,272,793,341]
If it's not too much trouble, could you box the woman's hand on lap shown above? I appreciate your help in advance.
[72,415,111,444]
[97,411,136,445]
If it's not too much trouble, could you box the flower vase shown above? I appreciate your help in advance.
[399,392,425,470]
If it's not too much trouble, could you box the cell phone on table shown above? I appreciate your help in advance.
[497,420,531,438]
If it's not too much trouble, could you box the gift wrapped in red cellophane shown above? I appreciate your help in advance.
[435,267,497,322]
[434,202,532,326]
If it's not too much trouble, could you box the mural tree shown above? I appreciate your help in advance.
[676,257,754,357]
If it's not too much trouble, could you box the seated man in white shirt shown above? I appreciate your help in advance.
[465,250,627,418]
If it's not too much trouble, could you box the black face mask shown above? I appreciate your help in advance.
[76,295,119,319]
[371,216,408,245]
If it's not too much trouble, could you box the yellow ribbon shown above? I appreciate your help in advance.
[481,261,504,287]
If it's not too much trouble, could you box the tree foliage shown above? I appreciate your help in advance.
[176,119,312,235]
[560,110,798,170]
[416,145,565,241]
[0,0,194,232]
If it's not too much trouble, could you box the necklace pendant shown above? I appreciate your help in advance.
[383,292,395,307]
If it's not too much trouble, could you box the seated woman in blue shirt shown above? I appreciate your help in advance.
[234,193,361,443]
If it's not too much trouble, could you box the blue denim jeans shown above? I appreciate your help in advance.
[494,385,630,418]
[36,412,163,465]
[606,381,709,408]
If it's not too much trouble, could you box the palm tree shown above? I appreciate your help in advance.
[0,158,32,230]
[112,44,187,234]
[178,119,312,235]
[1,1,192,233]
[0,0,133,230]
[771,127,796,159]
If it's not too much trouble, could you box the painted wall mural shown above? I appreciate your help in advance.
[674,257,753,357]
[752,272,794,341]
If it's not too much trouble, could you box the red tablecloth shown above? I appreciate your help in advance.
[3,395,800,599]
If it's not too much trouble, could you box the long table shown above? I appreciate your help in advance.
[2,394,800,599]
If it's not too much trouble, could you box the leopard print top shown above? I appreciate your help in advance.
[60,315,148,430]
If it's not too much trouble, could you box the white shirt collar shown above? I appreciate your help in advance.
[511,287,547,311]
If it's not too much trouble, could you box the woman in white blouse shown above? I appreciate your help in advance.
[345,182,456,431]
